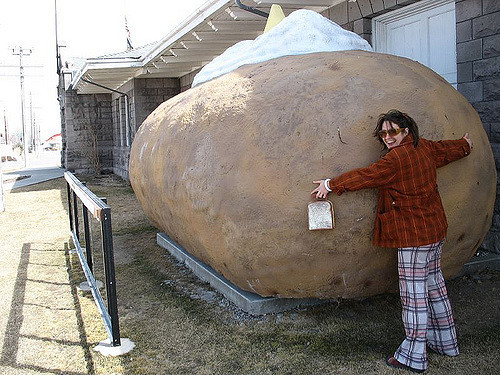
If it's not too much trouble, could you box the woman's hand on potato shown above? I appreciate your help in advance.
[311,180,329,199]
[463,132,473,150]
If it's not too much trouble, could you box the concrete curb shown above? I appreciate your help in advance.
[157,233,500,314]
[157,233,326,315]
[455,253,500,278]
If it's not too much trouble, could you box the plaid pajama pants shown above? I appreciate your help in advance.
[394,239,459,371]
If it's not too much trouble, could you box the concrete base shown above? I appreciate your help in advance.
[157,233,326,315]
[94,338,135,356]
[455,253,500,278]
[78,280,104,291]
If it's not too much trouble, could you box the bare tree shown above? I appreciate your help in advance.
[81,122,101,176]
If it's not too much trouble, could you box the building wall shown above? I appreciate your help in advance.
[134,77,181,127]
[455,0,500,252]
[180,68,201,92]
[60,90,113,175]
[322,0,424,44]
[111,77,181,179]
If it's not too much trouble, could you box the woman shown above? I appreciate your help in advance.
[311,110,472,373]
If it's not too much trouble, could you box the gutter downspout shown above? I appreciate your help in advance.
[235,0,269,18]
[81,78,131,148]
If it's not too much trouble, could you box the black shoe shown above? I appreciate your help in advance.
[385,355,425,373]
[427,346,444,355]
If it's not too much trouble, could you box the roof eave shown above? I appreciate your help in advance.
[141,0,230,65]
[70,59,145,92]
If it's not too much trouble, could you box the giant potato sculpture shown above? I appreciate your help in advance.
[129,50,496,299]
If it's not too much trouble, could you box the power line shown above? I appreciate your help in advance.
[0,65,45,68]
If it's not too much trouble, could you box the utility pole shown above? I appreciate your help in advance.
[29,92,35,152]
[0,111,4,211]
[12,46,32,168]
[0,157,4,212]
[0,112,4,212]
[55,0,61,75]
[3,110,8,144]
[34,112,39,157]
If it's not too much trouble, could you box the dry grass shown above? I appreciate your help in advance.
[0,176,499,375]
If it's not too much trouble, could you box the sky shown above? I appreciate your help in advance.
[0,0,207,143]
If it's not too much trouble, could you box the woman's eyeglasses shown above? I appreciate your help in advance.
[378,128,405,138]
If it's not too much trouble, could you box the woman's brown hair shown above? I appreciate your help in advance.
[373,110,419,149]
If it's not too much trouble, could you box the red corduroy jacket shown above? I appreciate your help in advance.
[327,135,471,248]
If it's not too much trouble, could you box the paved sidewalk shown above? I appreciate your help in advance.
[2,166,65,191]
[1,150,64,191]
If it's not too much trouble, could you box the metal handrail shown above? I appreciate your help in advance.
[64,171,121,346]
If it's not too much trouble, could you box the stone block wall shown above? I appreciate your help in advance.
[180,68,202,92]
[456,0,500,252]
[110,77,181,179]
[322,0,422,44]
[61,90,113,175]
[133,77,180,128]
